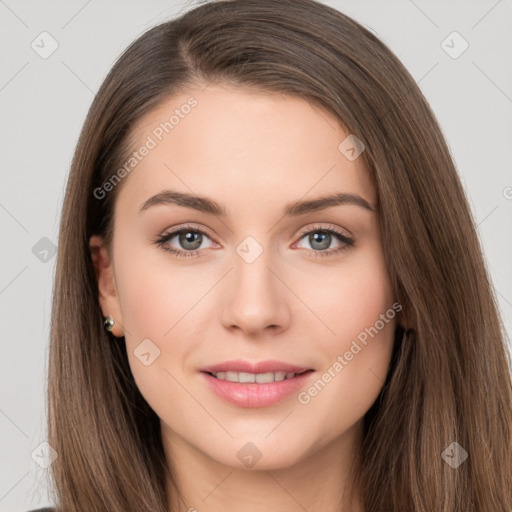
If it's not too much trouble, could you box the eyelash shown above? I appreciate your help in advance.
[152,223,355,259]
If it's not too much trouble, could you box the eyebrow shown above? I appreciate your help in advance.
[138,190,377,216]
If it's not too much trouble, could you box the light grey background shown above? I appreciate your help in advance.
[1,1,511,510]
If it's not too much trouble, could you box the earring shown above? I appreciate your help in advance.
[104,315,115,332]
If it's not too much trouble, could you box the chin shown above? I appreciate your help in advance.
[210,435,314,471]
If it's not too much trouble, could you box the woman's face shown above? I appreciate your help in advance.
[91,83,398,471]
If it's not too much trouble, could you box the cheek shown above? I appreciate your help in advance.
[115,247,207,340]
[112,247,208,401]
[295,245,397,424]
[299,243,395,347]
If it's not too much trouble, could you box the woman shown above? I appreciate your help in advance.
[33,0,512,510]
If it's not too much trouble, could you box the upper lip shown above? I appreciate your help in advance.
[201,359,313,374]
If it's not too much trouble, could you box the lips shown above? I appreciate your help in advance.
[199,359,315,407]
[200,359,312,375]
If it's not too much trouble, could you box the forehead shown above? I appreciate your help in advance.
[118,84,376,215]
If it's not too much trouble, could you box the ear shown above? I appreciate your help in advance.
[89,234,124,337]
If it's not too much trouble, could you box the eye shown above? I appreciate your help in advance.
[152,223,355,259]
[152,224,215,258]
[293,225,355,258]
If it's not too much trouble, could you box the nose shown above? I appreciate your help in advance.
[220,245,291,336]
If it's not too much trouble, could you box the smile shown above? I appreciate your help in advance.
[200,369,315,408]
[206,370,309,383]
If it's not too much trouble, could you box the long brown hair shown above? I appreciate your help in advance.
[47,0,512,510]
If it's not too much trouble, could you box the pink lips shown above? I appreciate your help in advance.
[201,359,311,375]
[200,359,315,408]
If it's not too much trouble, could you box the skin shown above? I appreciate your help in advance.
[90,83,401,512]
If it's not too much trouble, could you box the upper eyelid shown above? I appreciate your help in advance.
[162,223,215,241]
[296,222,352,238]
[162,222,351,238]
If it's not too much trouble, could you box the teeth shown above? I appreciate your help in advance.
[239,372,256,383]
[211,371,297,383]
[257,372,283,383]
[225,371,238,382]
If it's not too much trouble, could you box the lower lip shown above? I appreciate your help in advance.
[200,370,315,408]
